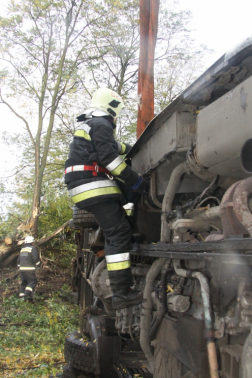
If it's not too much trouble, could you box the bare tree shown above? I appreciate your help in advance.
[0,0,105,236]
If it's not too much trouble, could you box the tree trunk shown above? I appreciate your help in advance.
[5,237,13,245]
[30,166,43,238]
[0,220,70,267]
[0,244,20,266]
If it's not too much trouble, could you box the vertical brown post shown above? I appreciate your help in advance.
[137,0,160,139]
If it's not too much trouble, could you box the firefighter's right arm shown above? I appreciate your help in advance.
[117,142,132,155]
[91,120,139,187]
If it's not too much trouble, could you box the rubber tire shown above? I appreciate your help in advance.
[64,331,96,374]
[62,364,95,378]
[69,219,83,230]
[72,207,98,228]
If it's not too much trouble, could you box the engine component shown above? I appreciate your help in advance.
[161,162,189,242]
[91,260,114,316]
[173,259,219,378]
[171,205,222,233]
[241,138,252,173]
[149,262,172,341]
[167,294,190,313]
[205,233,224,241]
[140,258,169,373]
[226,279,252,334]
[115,304,141,341]
[187,145,237,190]
[196,74,252,179]
[220,177,252,237]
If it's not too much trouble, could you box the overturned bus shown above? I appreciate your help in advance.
[64,37,252,378]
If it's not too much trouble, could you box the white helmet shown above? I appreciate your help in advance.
[90,88,126,118]
[25,236,35,244]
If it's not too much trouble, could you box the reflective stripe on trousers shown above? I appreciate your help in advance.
[123,202,134,217]
[106,252,131,271]
[68,179,121,203]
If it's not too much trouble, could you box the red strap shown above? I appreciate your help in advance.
[65,162,110,176]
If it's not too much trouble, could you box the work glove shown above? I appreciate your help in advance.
[124,143,132,154]
[131,175,148,194]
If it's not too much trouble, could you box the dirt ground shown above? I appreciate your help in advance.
[0,264,73,302]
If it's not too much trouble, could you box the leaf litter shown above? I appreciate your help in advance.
[0,266,79,377]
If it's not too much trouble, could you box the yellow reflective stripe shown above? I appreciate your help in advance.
[121,143,126,154]
[106,156,123,172]
[21,248,32,253]
[25,287,33,291]
[123,203,134,210]
[19,267,36,270]
[69,179,118,196]
[125,209,133,216]
[115,177,125,183]
[107,260,131,271]
[74,130,91,141]
[72,186,121,204]
[111,161,127,176]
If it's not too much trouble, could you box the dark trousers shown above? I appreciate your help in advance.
[84,200,132,292]
[20,270,38,296]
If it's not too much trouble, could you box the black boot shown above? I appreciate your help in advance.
[112,288,143,310]
[24,290,33,302]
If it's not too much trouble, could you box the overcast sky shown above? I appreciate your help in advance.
[179,0,252,66]
[0,0,252,179]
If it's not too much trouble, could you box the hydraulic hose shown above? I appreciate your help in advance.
[149,265,172,340]
[173,259,219,378]
[161,161,188,242]
[140,258,169,373]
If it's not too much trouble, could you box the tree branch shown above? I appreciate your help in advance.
[0,91,35,148]
[37,220,70,246]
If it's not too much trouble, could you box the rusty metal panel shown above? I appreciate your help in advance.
[153,316,209,375]
[196,75,252,179]
[131,111,196,174]
[129,37,252,160]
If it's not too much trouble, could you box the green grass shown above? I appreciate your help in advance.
[0,292,79,377]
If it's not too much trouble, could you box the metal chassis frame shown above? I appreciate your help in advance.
[130,238,252,264]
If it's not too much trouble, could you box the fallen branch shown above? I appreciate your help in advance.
[41,258,65,276]
[0,219,70,266]
[37,220,70,246]
[6,272,19,281]
[5,237,12,245]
